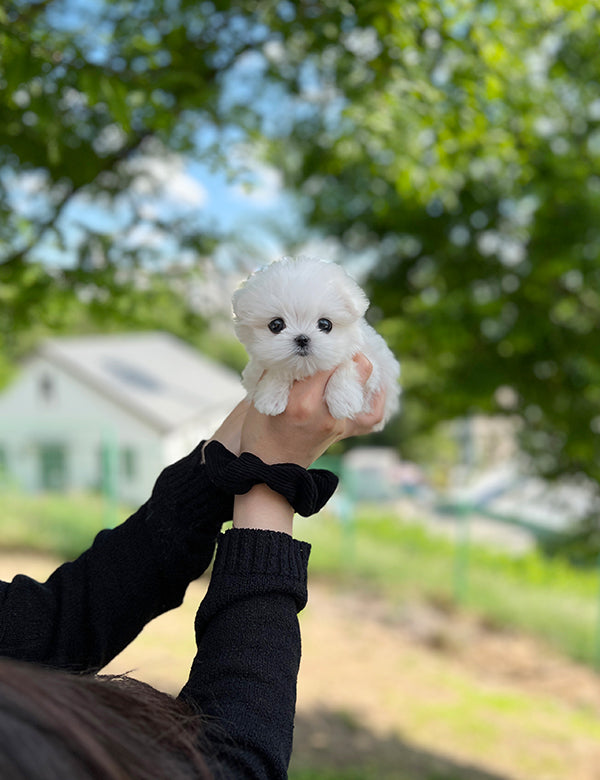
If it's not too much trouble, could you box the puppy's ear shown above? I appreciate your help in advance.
[231,283,260,349]
[233,320,254,348]
[332,277,369,322]
[232,282,264,322]
[231,286,245,318]
[231,287,254,347]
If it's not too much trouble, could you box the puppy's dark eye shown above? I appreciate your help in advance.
[268,318,286,334]
[317,318,332,333]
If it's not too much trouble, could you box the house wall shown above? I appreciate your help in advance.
[162,404,236,466]
[0,356,166,505]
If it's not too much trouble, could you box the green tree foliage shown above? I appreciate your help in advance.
[2,2,600,553]
[0,0,413,360]
[0,0,302,360]
[1,0,402,363]
[267,3,600,504]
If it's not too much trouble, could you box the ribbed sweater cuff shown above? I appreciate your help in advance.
[194,529,311,639]
[215,528,311,580]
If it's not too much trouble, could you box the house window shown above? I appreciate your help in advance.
[38,444,67,491]
[39,373,55,402]
[121,448,137,481]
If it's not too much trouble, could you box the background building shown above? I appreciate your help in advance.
[0,332,245,505]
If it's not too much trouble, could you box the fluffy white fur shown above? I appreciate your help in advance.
[232,256,401,432]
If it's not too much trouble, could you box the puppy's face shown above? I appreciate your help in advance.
[233,257,369,375]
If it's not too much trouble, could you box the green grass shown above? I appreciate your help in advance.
[4,490,600,780]
[2,488,600,667]
[0,488,133,559]
[290,771,373,780]
[290,769,468,780]
[297,508,600,667]
[289,771,417,780]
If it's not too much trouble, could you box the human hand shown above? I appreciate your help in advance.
[206,397,251,456]
[239,353,385,468]
[231,354,384,534]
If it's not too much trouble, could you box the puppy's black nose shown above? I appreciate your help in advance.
[295,334,310,348]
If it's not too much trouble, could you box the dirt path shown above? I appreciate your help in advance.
[3,552,600,779]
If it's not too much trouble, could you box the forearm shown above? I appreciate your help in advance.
[0,503,156,670]
[179,528,310,779]
[0,441,233,672]
[232,483,294,534]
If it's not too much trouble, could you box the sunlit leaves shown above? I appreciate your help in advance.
[266,0,600,501]
[0,0,298,346]
[2,0,600,514]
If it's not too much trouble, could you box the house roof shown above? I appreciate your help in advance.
[40,332,245,432]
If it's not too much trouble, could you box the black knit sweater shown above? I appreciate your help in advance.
[182,528,310,778]
[0,442,311,778]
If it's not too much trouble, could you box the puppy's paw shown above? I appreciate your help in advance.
[327,386,365,419]
[254,395,288,416]
[253,378,290,416]
[325,364,365,419]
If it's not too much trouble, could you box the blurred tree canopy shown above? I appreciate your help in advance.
[2,1,600,546]
[0,0,318,358]
[266,2,600,499]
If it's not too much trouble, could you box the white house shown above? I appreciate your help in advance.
[0,332,245,505]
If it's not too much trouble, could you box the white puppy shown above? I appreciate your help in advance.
[232,256,401,431]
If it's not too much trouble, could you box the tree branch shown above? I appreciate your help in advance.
[0,131,153,270]
[1,0,55,29]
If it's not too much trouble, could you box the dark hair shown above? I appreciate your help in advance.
[0,658,212,779]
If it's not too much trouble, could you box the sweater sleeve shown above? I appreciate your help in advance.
[0,441,233,672]
[178,528,310,780]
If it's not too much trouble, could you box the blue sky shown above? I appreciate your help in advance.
[6,0,355,277]
[7,141,305,273]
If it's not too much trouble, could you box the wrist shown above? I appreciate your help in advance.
[233,484,294,535]
[203,440,338,517]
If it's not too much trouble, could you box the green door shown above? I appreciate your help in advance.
[39,444,67,491]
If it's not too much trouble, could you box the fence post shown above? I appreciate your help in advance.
[453,415,474,603]
[101,429,119,528]
[454,501,471,603]
[315,454,356,567]
[595,552,600,669]
[337,491,356,566]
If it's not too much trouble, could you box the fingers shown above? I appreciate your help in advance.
[286,354,372,410]
[243,354,384,462]
[287,355,378,430]
[353,353,373,385]
[340,388,386,440]
[210,398,251,454]
[352,354,386,432]
[293,367,334,397]
[239,370,388,468]
[223,398,251,425]
[286,368,334,421]
[356,389,385,430]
